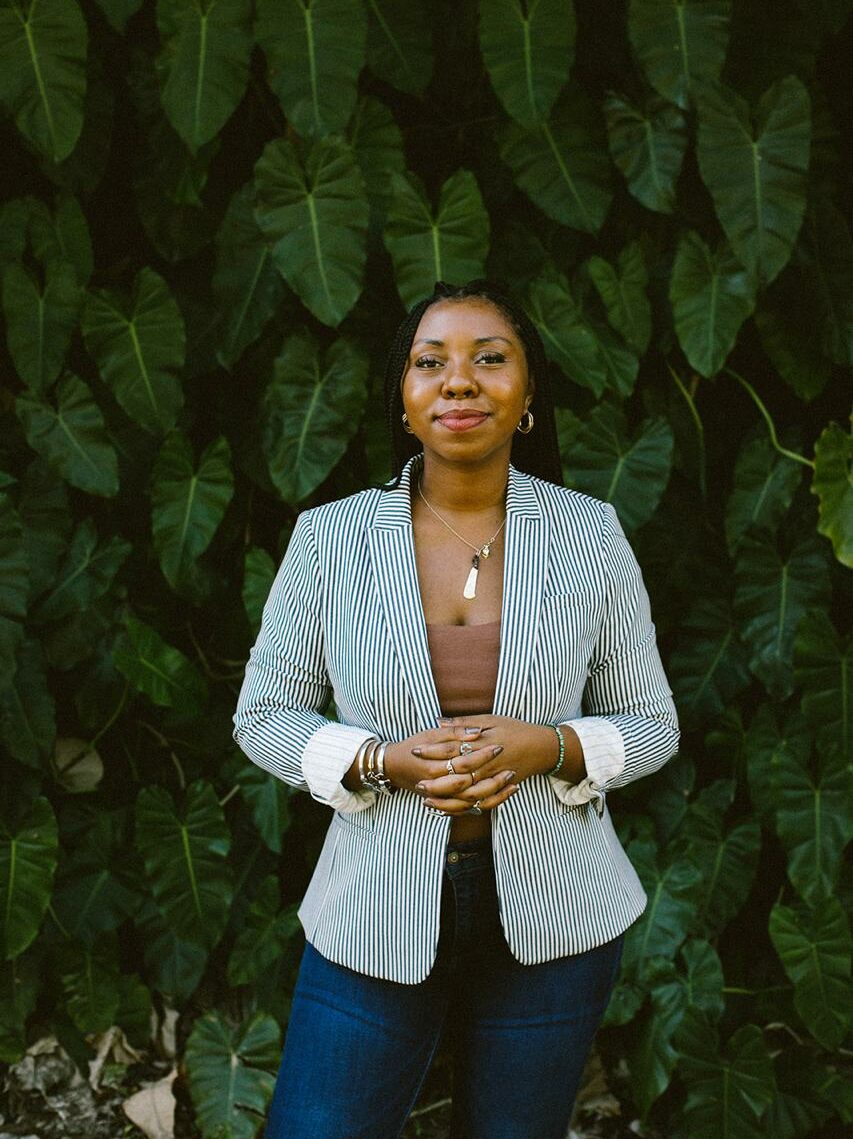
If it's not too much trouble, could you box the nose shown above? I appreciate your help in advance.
[441,359,479,398]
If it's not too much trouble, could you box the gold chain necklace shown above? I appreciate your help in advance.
[417,479,506,600]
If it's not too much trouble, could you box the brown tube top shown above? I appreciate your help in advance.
[425,621,501,715]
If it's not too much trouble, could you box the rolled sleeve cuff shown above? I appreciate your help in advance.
[547,717,625,815]
[302,722,377,814]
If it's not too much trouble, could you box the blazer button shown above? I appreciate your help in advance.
[447,851,460,864]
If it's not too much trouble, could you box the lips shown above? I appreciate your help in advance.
[436,410,489,432]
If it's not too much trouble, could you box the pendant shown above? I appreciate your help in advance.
[463,554,480,600]
[480,544,491,559]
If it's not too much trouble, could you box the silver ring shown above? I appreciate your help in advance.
[447,758,457,775]
[426,806,447,817]
[470,771,476,787]
[468,801,483,816]
[459,741,474,755]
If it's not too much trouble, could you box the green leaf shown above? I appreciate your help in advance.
[92,0,144,32]
[587,241,652,355]
[681,939,725,1020]
[255,0,367,138]
[500,89,613,234]
[27,192,93,285]
[0,0,88,161]
[52,815,141,943]
[83,267,186,435]
[254,136,368,327]
[796,197,853,367]
[16,373,119,497]
[0,494,28,620]
[365,0,433,96]
[262,332,368,503]
[479,0,574,128]
[136,897,208,1000]
[794,611,851,759]
[629,960,687,1115]
[151,432,234,590]
[0,620,24,691]
[697,77,812,285]
[735,528,830,698]
[0,798,58,960]
[725,433,803,554]
[236,760,293,855]
[770,898,852,1049]
[1,261,80,393]
[744,704,811,826]
[135,780,232,949]
[0,638,56,769]
[185,1011,279,1139]
[628,0,731,110]
[113,614,208,715]
[623,840,701,971]
[604,92,688,214]
[527,272,639,398]
[242,549,276,639]
[213,184,286,369]
[384,170,490,308]
[35,517,130,623]
[670,597,751,729]
[61,945,121,1034]
[559,403,673,533]
[812,420,853,568]
[0,951,41,1063]
[754,290,831,402]
[156,0,252,153]
[670,231,756,377]
[346,94,406,213]
[228,876,300,985]
[676,1013,774,1139]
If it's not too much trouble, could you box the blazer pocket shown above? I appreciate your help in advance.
[333,801,378,835]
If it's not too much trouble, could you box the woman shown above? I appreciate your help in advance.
[233,280,679,1139]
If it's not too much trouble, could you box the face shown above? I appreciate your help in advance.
[400,298,533,469]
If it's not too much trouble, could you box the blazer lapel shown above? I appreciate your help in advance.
[493,467,548,717]
[367,461,441,728]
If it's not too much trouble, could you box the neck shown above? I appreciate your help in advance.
[417,452,510,514]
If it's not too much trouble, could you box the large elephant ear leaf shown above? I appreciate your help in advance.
[35,517,130,623]
[213,184,287,369]
[670,597,751,729]
[82,267,185,435]
[479,0,574,128]
[628,0,731,110]
[135,781,232,949]
[151,433,234,590]
[560,402,673,533]
[734,528,830,698]
[725,433,803,554]
[0,798,59,960]
[622,840,701,972]
[0,637,56,769]
[15,374,120,498]
[796,197,853,368]
[0,494,28,622]
[365,0,434,96]
[769,898,853,1050]
[346,95,405,214]
[263,333,368,503]
[113,614,208,716]
[697,77,811,285]
[0,0,88,161]
[675,1012,775,1139]
[604,92,688,214]
[185,1010,279,1139]
[587,241,652,355]
[793,612,851,759]
[670,232,756,377]
[811,420,853,568]
[254,137,368,328]
[242,548,276,638]
[384,170,490,308]
[255,0,367,138]
[1,261,80,393]
[155,0,253,153]
[500,89,613,235]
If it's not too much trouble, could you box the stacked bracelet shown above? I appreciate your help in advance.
[356,737,396,795]
[548,724,566,776]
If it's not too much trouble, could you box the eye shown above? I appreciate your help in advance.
[476,352,506,365]
[414,355,443,368]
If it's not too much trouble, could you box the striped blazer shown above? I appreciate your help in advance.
[233,458,679,984]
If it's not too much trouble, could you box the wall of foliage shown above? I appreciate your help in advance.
[0,0,851,1136]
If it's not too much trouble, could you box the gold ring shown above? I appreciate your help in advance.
[447,759,457,775]
[470,771,476,787]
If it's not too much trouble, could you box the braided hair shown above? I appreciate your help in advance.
[382,280,564,488]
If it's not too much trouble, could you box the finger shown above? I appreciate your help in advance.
[424,783,519,816]
[420,769,515,802]
[415,755,506,795]
[413,740,497,764]
[473,783,520,811]
[458,769,517,803]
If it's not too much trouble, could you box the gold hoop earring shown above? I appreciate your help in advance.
[517,410,534,435]
[401,413,415,434]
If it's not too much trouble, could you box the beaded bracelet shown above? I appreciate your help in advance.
[548,724,566,776]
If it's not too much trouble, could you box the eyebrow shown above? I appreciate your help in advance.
[412,336,514,348]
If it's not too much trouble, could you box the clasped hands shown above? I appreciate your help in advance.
[384,715,560,817]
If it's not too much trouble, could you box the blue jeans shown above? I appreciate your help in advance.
[266,837,623,1139]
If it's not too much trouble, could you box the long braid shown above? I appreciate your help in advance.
[382,280,564,488]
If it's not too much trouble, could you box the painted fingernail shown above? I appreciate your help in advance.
[412,747,422,756]
[464,726,481,735]
[492,745,504,757]
[437,717,453,726]
[508,784,519,795]
[505,771,517,783]
[424,799,436,808]
[415,783,427,794]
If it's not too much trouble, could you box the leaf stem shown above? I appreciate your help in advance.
[725,368,815,469]
[722,984,792,996]
[667,363,707,497]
